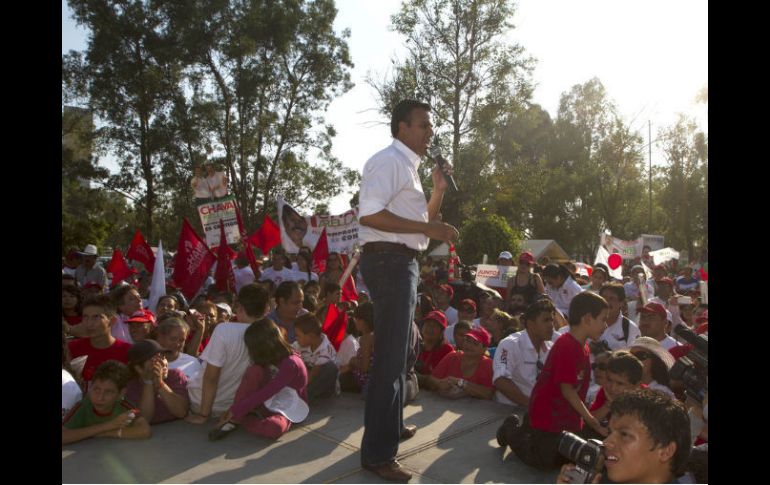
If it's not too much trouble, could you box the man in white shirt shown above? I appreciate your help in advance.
[598,282,641,351]
[233,253,256,293]
[356,99,459,481]
[493,299,556,407]
[637,302,679,350]
[185,284,269,423]
[259,252,295,286]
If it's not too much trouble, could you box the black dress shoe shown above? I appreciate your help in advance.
[400,424,418,440]
[363,460,413,482]
[208,421,238,441]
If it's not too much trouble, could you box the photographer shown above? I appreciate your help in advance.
[557,388,691,484]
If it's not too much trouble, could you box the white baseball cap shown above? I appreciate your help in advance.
[498,251,513,260]
[80,244,98,256]
[263,386,309,423]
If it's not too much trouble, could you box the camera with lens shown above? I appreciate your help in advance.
[669,325,708,403]
[588,339,611,356]
[558,431,605,483]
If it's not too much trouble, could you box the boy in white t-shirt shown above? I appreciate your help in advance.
[293,313,339,402]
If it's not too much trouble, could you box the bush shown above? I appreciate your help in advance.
[457,214,522,265]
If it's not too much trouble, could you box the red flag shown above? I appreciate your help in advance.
[106,248,138,287]
[126,229,156,272]
[322,303,348,351]
[214,220,237,293]
[312,227,329,274]
[699,266,708,281]
[172,218,217,300]
[247,215,281,255]
[341,273,358,302]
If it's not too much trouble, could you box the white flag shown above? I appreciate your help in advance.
[594,245,623,280]
[148,240,166,313]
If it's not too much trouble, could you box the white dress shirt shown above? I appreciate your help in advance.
[358,139,429,251]
[493,330,553,405]
[599,312,642,351]
[546,276,584,317]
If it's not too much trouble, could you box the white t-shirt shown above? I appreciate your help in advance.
[259,267,296,286]
[111,314,134,344]
[358,139,429,251]
[62,369,82,421]
[552,325,570,342]
[442,306,459,327]
[187,322,252,416]
[492,330,553,405]
[546,277,584,316]
[233,266,256,293]
[206,171,228,198]
[168,352,203,381]
[335,334,360,367]
[599,313,642,351]
[292,333,337,367]
[659,335,679,351]
[291,269,319,285]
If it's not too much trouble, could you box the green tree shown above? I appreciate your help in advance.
[457,214,522,265]
[368,0,535,226]
[658,115,707,255]
[163,0,358,228]
[63,0,183,240]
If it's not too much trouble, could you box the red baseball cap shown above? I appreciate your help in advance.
[657,277,674,287]
[464,327,491,347]
[639,302,667,319]
[422,310,448,329]
[519,252,535,265]
[438,284,454,298]
[126,309,157,326]
[459,298,477,312]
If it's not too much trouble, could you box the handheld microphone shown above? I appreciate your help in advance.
[427,146,459,192]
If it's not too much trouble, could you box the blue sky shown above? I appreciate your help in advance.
[63,0,708,214]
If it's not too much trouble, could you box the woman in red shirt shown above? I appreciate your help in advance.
[416,311,454,379]
[427,327,494,399]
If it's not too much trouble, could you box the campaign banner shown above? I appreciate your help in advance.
[197,195,242,248]
[641,234,665,252]
[277,195,359,254]
[600,233,665,261]
[649,247,680,266]
[474,264,517,289]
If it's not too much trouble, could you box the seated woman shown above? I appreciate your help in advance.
[63,284,89,338]
[482,309,520,358]
[209,318,309,440]
[415,311,454,388]
[424,327,495,400]
[124,339,190,424]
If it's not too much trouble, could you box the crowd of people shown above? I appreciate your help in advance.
[62,240,708,483]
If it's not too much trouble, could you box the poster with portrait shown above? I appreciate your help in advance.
[277,195,360,254]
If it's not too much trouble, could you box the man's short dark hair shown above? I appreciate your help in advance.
[294,313,322,336]
[610,388,691,476]
[275,281,301,304]
[568,291,609,326]
[607,350,643,384]
[600,281,627,302]
[323,282,341,296]
[237,283,270,318]
[391,99,431,138]
[82,294,117,316]
[92,360,131,390]
[522,299,556,326]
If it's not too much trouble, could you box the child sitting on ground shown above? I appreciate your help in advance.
[292,313,339,401]
[62,360,151,445]
[340,302,375,394]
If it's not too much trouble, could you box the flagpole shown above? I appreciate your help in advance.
[337,247,361,287]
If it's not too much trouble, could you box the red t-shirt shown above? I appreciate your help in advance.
[417,342,454,375]
[589,387,607,412]
[68,338,132,383]
[64,315,82,326]
[529,332,591,433]
[431,351,494,388]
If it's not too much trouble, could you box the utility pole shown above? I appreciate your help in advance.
[648,120,652,231]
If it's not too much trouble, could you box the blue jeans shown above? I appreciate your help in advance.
[359,251,418,467]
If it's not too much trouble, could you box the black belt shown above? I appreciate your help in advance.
[363,242,419,259]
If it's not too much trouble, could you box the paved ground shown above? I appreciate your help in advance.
[62,391,559,483]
